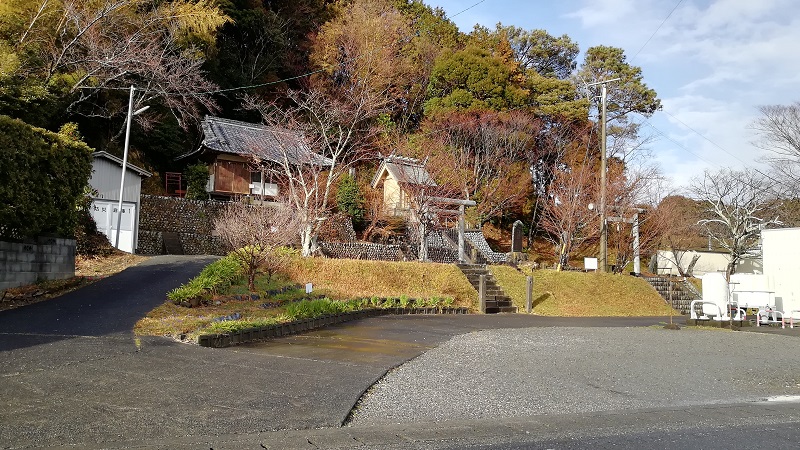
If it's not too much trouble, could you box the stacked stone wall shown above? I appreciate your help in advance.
[0,237,75,290]
[138,195,227,255]
[317,212,357,243]
[320,242,405,261]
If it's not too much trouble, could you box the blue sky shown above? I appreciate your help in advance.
[429,0,800,191]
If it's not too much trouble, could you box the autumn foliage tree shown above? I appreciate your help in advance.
[420,110,537,225]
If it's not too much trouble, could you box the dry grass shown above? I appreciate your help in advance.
[491,265,677,316]
[136,257,479,341]
[284,257,478,308]
[134,299,288,339]
[75,252,149,277]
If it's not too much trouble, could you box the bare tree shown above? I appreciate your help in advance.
[604,163,667,273]
[655,195,706,277]
[214,202,300,291]
[245,84,387,256]
[538,162,599,270]
[387,156,465,262]
[752,102,800,193]
[690,168,781,279]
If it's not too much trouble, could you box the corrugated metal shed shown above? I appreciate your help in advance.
[89,151,152,202]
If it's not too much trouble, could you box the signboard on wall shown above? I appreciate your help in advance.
[91,200,135,253]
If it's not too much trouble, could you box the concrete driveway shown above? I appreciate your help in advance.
[3,257,800,449]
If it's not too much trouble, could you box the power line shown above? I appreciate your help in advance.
[659,108,752,167]
[630,0,684,62]
[449,0,488,19]
[194,0,488,96]
[642,110,791,193]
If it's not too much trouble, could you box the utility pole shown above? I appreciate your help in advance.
[599,82,608,273]
[585,78,619,272]
[114,86,149,250]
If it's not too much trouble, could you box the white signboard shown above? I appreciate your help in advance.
[91,199,135,253]
[584,257,598,271]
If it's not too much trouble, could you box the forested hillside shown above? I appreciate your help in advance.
[0,0,679,267]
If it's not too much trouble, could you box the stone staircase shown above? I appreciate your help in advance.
[457,264,517,313]
[643,276,700,314]
[162,232,184,255]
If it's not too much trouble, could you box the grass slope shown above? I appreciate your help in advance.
[491,266,677,317]
[285,257,478,308]
[136,257,478,340]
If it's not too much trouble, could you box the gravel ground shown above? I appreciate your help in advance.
[347,327,800,426]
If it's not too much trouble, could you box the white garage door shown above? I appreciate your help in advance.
[91,200,135,253]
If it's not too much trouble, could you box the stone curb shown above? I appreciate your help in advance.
[197,307,470,348]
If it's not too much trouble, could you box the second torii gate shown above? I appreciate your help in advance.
[429,196,477,263]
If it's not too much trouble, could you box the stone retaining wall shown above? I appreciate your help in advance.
[140,195,228,235]
[0,237,75,290]
[319,242,405,261]
[139,195,226,255]
[137,230,225,256]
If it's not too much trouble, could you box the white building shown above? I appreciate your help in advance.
[654,250,762,277]
[762,227,800,313]
[88,151,151,253]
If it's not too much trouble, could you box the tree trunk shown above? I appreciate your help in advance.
[685,254,701,278]
[726,258,737,282]
[556,242,568,271]
[301,225,315,257]
[418,222,427,262]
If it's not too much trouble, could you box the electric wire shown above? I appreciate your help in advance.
[629,0,684,63]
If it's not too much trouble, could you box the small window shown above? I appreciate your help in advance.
[250,171,261,183]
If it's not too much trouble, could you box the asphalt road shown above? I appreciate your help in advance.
[2,257,800,449]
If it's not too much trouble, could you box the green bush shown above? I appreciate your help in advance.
[167,254,243,304]
[184,163,209,200]
[205,317,281,334]
[0,116,93,239]
[335,173,364,225]
[284,298,352,320]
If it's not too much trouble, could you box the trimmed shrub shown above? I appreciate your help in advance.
[0,116,93,239]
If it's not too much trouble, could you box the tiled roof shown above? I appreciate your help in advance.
[371,154,436,188]
[198,116,332,166]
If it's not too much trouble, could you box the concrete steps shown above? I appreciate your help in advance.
[162,232,184,255]
[643,276,700,314]
[457,263,517,314]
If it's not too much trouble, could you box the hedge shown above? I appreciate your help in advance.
[0,116,93,239]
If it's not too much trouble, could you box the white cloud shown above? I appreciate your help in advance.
[565,0,640,28]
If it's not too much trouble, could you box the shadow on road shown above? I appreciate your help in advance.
[0,255,216,351]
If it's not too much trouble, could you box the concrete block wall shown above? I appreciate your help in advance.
[0,237,76,290]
